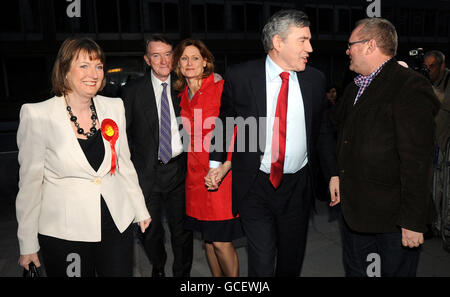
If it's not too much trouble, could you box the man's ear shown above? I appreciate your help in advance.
[272,34,283,52]
[366,39,377,55]
[144,54,151,67]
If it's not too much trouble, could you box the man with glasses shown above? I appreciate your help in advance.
[424,50,449,103]
[331,18,440,276]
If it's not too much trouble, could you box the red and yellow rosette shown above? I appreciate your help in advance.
[101,119,119,175]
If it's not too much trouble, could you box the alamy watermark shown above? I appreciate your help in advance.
[66,0,81,18]
[366,253,381,277]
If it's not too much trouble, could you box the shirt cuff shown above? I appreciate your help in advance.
[209,161,222,168]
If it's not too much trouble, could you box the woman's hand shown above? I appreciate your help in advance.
[205,161,232,190]
[19,253,41,271]
[138,217,152,233]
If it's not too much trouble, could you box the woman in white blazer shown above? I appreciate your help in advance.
[17,37,151,277]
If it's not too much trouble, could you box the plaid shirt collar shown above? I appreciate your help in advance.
[353,58,391,104]
[354,58,391,88]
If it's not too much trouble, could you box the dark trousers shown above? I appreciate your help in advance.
[142,158,193,277]
[340,217,421,277]
[239,166,312,277]
[38,198,134,277]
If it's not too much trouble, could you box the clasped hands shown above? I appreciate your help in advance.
[205,161,232,190]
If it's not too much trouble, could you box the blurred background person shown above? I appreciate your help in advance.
[326,84,339,106]
[16,37,151,277]
[424,50,449,103]
[172,39,243,277]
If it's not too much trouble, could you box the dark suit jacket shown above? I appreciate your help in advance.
[331,59,440,233]
[210,58,338,216]
[121,72,186,199]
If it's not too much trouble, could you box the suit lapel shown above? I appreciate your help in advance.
[55,96,98,176]
[297,71,313,145]
[141,73,160,145]
[250,60,267,119]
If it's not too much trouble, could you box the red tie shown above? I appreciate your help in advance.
[270,72,289,189]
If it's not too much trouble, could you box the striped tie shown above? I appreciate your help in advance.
[159,82,172,164]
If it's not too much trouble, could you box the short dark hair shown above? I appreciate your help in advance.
[424,50,446,66]
[355,18,398,56]
[144,35,172,54]
[261,9,310,53]
[52,37,106,96]
[172,39,215,92]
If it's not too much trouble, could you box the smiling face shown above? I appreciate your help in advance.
[272,25,313,72]
[65,50,104,99]
[144,41,173,81]
[178,45,207,80]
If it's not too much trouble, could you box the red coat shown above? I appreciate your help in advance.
[179,74,235,221]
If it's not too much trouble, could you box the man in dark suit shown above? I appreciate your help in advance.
[121,35,193,277]
[207,10,339,277]
[332,18,440,276]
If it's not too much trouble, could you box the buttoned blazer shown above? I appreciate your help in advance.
[121,72,186,200]
[16,95,150,255]
[210,58,338,216]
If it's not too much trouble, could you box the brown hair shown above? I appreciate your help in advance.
[355,18,398,57]
[172,39,215,92]
[51,37,106,96]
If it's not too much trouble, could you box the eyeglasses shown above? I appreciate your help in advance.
[347,39,369,49]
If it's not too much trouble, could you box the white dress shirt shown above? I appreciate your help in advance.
[150,71,184,158]
[210,56,308,173]
[259,55,308,174]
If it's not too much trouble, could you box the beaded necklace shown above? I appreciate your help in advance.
[65,97,98,138]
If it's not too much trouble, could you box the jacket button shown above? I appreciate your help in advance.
[93,178,101,185]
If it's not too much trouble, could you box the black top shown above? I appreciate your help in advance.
[78,131,116,230]
[77,130,105,172]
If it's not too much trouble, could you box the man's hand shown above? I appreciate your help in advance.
[205,161,232,191]
[401,228,424,248]
[205,168,220,190]
[329,176,340,207]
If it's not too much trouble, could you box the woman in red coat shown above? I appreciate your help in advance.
[172,39,243,277]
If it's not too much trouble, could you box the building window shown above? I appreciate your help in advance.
[0,1,21,33]
[22,0,42,33]
[206,4,224,32]
[438,10,449,37]
[230,5,244,32]
[338,9,350,34]
[305,7,317,34]
[424,10,436,37]
[191,4,205,32]
[350,9,365,28]
[144,2,163,31]
[96,0,119,33]
[397,8,410,36]
[5,57,49,101]
[164,3,179,32]
[119,0,141,33]
[246,3,263,33]
[318,8,333,34]
[411,9,424,36]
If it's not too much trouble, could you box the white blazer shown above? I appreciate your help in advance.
[16,95,150,255]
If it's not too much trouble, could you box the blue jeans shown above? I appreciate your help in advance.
[340,216,421,277]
